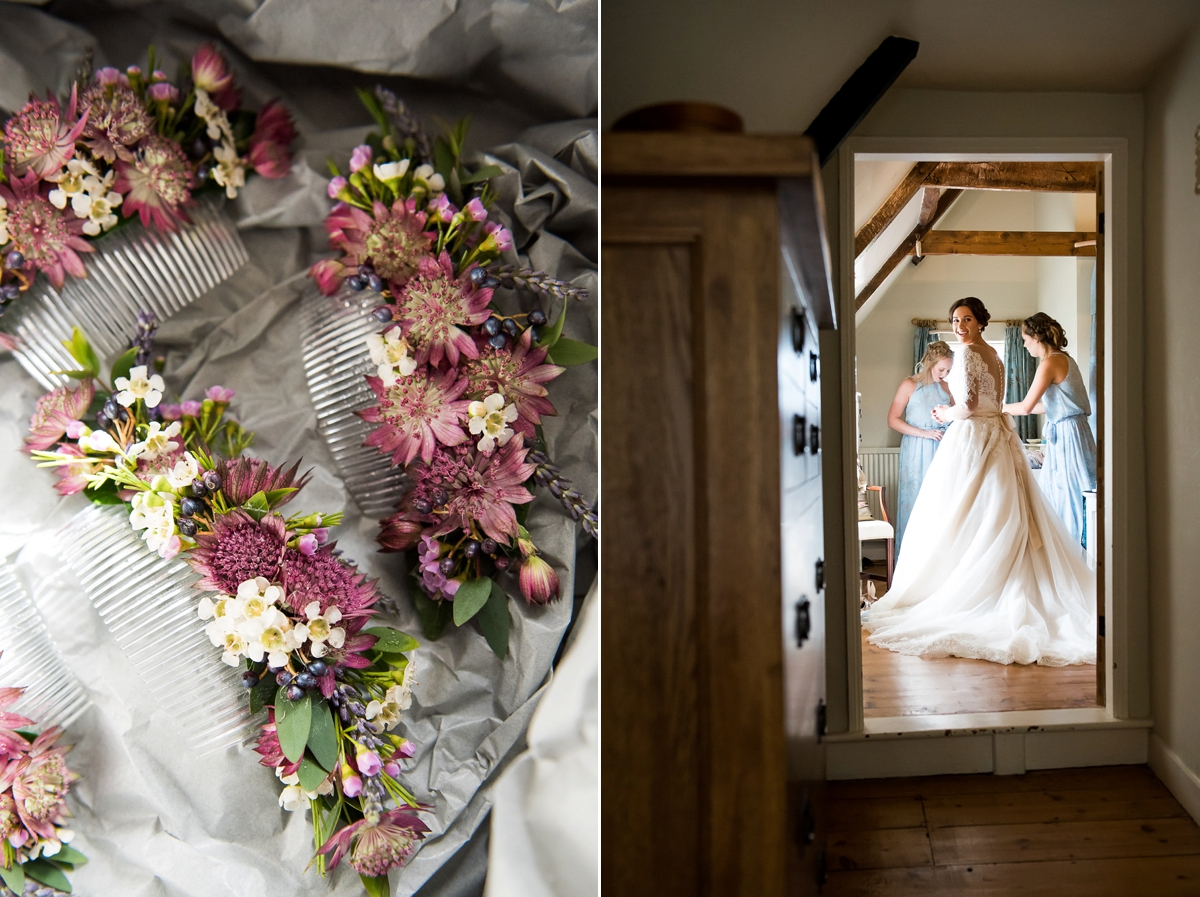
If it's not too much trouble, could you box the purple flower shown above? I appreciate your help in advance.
[181,399,202,416]
[191,44,232,94]
[343,773,363,798]
[187,511,286,594]
[397,740,417,758]
[150,70,168,83]
[160,404,183,420]
[360,366,471,466]
[350,144,372,173]
[313,527,330,545]
[319,808,430,876]
[3,86,88,180]
[427,193,455,223]
[464,198,488,222]
[518,554,560,604]
[327,176,347,199]
[205,385,235,402]
[248,99,296,179]
[147,82,179,104]
[393,251,494,367]
[383,761,401,778]
[0,171,92,290]
[113,134,192,231]
[95,67,122,87]
[484,221,513,252]
[81,82,153,164]
[356,748,382,776]
[298,533,318,556]
[24,379,94,453]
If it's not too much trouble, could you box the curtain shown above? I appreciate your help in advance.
[913,323,932,373]
[1089,264,1098,441]
[1005,323,1038,440]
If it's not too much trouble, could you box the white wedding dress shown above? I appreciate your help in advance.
[863,345,1096,666]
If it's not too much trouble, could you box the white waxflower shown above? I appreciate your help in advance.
[276,766,332,810]
[194,89,233,143]
[212,142,247,199]
[467,393,518,453]
[364,695,401,730]
[166,452,201,490]
[0,195,9,245]
[294,600,345,658]
[373,159,410,183]
[236,577,284,625]
[365,326,417,385]
[48,158,99,211]
[413,164,445,194]
[77,428,119,454]
[242,606,299,669]
[392,658,417,711]
[114,365,165,408]
[129,420,181,461]
[129,491,176,554]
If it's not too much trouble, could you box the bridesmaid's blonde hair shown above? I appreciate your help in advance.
[914,340,953,385]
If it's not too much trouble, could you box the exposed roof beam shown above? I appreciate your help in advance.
[855,189,963,310]
[916,185,940,228]
[923,162,1098,192]
[854,161,940,257]
[911,230,1099,257]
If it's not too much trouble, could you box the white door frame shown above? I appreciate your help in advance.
[835,135,1143,732]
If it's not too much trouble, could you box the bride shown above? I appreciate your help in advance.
[862,297,1096,666]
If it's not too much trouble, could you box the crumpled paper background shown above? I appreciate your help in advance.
[0,2,595,895]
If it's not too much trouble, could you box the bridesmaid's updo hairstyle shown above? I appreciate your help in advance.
[1022,312,1068,350]
[915,340,953,385]
[948,296,991,330]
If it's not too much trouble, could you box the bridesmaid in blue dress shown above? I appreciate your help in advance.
[887,340,954,554]
[1003,312,1097,545]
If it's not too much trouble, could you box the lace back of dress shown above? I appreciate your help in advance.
[952,346,1002,408]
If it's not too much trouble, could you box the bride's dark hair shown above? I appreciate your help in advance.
[1023,312,1068,350]
[949,296,990,330]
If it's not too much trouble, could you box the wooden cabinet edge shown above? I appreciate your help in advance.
[603,133,818,179]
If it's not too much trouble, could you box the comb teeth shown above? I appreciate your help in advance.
[0,562,91,731]
[300,281,407,520]
[62,505,253,756]
[6,197,248,390]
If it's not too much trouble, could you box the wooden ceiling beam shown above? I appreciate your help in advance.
[916,185,940,228]
[854,161,941,257]
[854,188,963,310]
[913,230,1098,257]
[923,162,1098,192]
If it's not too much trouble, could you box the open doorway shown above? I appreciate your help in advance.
[850,157,1104,719]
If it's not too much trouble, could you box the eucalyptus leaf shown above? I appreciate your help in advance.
[477,580,511,659]
[276,692,312,763]
[109,347,139,385]
[24,859,70,892]
[460,164,504,185]
[453,577,492,626]
[243,491,271,522]
[249,673,275,714]
[0,861,24,894]
[412,591,453,640]
[299,757,330,792]
[51,846,87,867]
[536,303,567,348]
[306,699,339,772]
[364,627,420,655]
[547,337,598,366]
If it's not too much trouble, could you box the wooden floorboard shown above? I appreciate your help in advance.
[824,765,1200,896]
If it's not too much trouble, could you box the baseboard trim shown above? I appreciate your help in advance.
[1149,734,1200,826]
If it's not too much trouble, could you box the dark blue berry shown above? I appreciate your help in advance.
[494,555,511,571]
[95,412,111,431]
[285,684,305,701]
[276,670,294,686]
[484,276,501,289]
[502,318,519,337]
[483,317,501,336]
[295,672,317,689]
[367,274,385,293]
[527,327,537,342]
[413,498,432,514]
[102,399,119,418]
[372,306,393,322]
[307,660,328,677]
[179,497,201,517]
[241,671,259,688]
[203,470,222,492]
[0,284,19,302]
[469,267,488,287]
[488,333,508,350]
[178,518,198,537]
[482,538,498,556]
[527,309,547,326]
[5,251,24,269]
[196,164,211,182]
[192,138,208,157]
[190,478,208,498]
[438,557,455,576]
[464,540,480,558]
[431,488,448,508]
[346,274,367,291]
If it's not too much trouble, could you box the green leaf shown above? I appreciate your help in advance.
[364,627,420,655]
[360,873,390,897]
[547,338,598,366]
[535,303,567,348]
[55,369,94,380]
[477,580,511,659]
[109,347,139,386]
[0,862,24,895]
[51,846,87,867]
[299,757,330,792]
[460,164,504,185]
[275,690,312,763]
[356,87,391,136]
[306,699,339,772]
[83,479,126,506]
[248,671,276,714]
[263,487,298,507]
[412,591,453,640]
[62,327,100,376]
[243,491,270,522]
[453,577,492,626]
[24,859,70,892]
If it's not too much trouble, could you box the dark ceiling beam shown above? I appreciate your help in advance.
[804,36,919,166]
[854,162,939,256]
[855,189,962,311]
[923,162,1098,192]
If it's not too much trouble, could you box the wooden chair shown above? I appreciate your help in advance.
[858,484,894,590]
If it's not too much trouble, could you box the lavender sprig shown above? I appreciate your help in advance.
[527,449,597,538]
[485,265,590,303]
[375,86,433,164]
[131,310,156,368]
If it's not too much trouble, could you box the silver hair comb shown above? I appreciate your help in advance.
[299,281,407,520]
[0,561,90,730]
[6,197,248,390]
[62,504,253,756]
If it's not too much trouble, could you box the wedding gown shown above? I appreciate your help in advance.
[862,345,1096,666]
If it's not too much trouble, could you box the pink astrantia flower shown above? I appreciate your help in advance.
[0,170,92,290]
[80,81,153,163]
[49,443,106,496]
[462,327,564,437]
[3,86,87,179]
[187,510,286,594]
[191,44,233,94]
[24,378,94,452]
[0,684,34,761]
[5,726,77,843]
[205,385,235,402]
[248,99,296,179]
[394,253,494,367]
[341,198,434,289]
[376,513,425,553]
[215,456,308,507]
[518,554,560,604]
[113,135,193,231]
[318,808,431,876]
[280,543,380,619]
[359,367,470,466]
[253,709,301,777]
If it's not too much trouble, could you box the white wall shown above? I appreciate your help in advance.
[1144,25,1200,803]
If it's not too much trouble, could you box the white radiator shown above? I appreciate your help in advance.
[859,448,900,523]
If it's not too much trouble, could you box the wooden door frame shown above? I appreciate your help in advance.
[831,136,1144,733]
